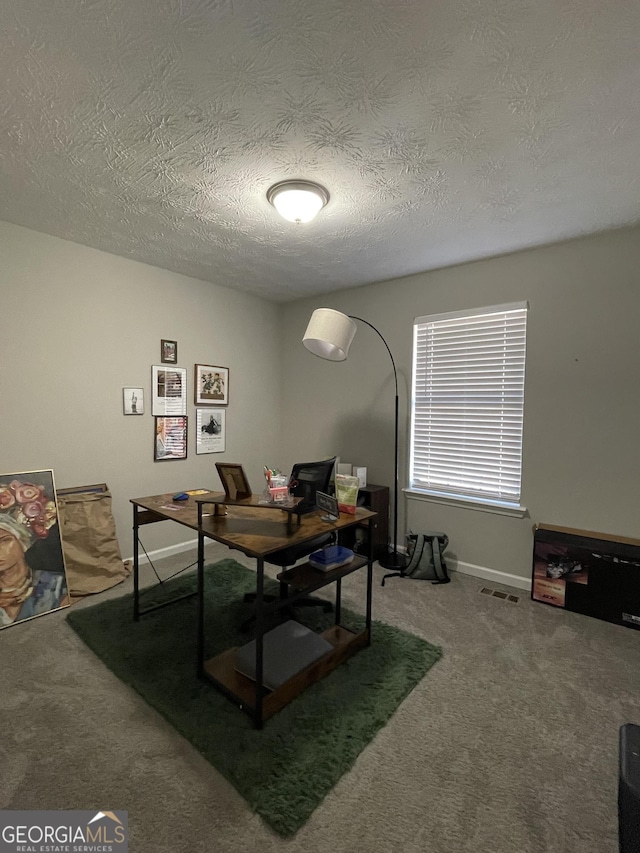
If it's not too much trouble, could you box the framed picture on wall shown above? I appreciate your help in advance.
[0,469,69,630]
[154,416,188,461]
[151,366,187,416]
[161,339,178,364]
[196,408,226,454]
[123,387,144,415]
[194,364,229,406]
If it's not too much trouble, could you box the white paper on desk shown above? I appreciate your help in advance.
[160,504,183,511]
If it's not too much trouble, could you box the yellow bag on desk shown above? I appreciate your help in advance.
[335,473,359,514]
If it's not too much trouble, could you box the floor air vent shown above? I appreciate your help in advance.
[480,587,520,604]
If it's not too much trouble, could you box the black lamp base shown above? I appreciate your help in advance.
[377,550,408,572]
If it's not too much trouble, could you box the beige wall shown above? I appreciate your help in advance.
[3,219,639,583]
[0,221,282,558]
[280,226,640,582]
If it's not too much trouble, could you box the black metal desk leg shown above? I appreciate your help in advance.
[196,530,205,679]
[133,505,140,622]
[366,517,373,642]
[254,556,265,730]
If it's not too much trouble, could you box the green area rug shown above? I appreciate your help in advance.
[66,559,442,837]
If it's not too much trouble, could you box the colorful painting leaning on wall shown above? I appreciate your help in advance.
[0,470,69,629]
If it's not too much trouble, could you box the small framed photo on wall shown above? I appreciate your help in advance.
[194,364,229,406]
[161,339,178,364]
[196,408,226,454]
[123,387,144,415]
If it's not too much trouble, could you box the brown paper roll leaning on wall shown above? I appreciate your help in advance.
[57,486,130,597]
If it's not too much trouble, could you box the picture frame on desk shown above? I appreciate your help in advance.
[215,462,251,500]
[196,408,226,454]
[194,364,229,406]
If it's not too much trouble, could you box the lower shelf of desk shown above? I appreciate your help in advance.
[202,624,369,722]
[276,555,368,593]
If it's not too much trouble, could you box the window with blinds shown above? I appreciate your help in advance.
[410,302,528,508]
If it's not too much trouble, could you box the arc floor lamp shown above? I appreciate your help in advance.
[302,307,407,574]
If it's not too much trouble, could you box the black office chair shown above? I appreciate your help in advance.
[241,457,337,631]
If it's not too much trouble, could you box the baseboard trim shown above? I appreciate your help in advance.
[125,540,532,592]
[452,560,532,592]
[124,538,199,565]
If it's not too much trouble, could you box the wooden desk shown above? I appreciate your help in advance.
[130,490,376,728]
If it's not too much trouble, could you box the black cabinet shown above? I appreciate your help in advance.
[340,483,389,561]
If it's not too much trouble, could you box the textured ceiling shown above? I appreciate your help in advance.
[1,0,639,302]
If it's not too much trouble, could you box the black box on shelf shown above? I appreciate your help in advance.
[340,483,389,561]
[532,524,640,630]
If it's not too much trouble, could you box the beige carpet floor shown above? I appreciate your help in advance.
[2,540,638,852]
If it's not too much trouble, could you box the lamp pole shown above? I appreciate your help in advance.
[348,317,407,573]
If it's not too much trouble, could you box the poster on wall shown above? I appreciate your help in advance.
[196,408,226,454]
[0,469,69,631]
[151,366,187,416]
[154,416,188,461]
[194,364,229,406]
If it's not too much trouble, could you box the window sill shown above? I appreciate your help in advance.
[403,488,528,518]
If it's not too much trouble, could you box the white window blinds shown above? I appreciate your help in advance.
[410,302,527,507]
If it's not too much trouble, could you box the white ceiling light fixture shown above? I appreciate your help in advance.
[267,180,329,224]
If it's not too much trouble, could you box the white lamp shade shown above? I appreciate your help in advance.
[302,308,357,361]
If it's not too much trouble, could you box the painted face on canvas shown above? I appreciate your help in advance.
[0,529,24,573]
